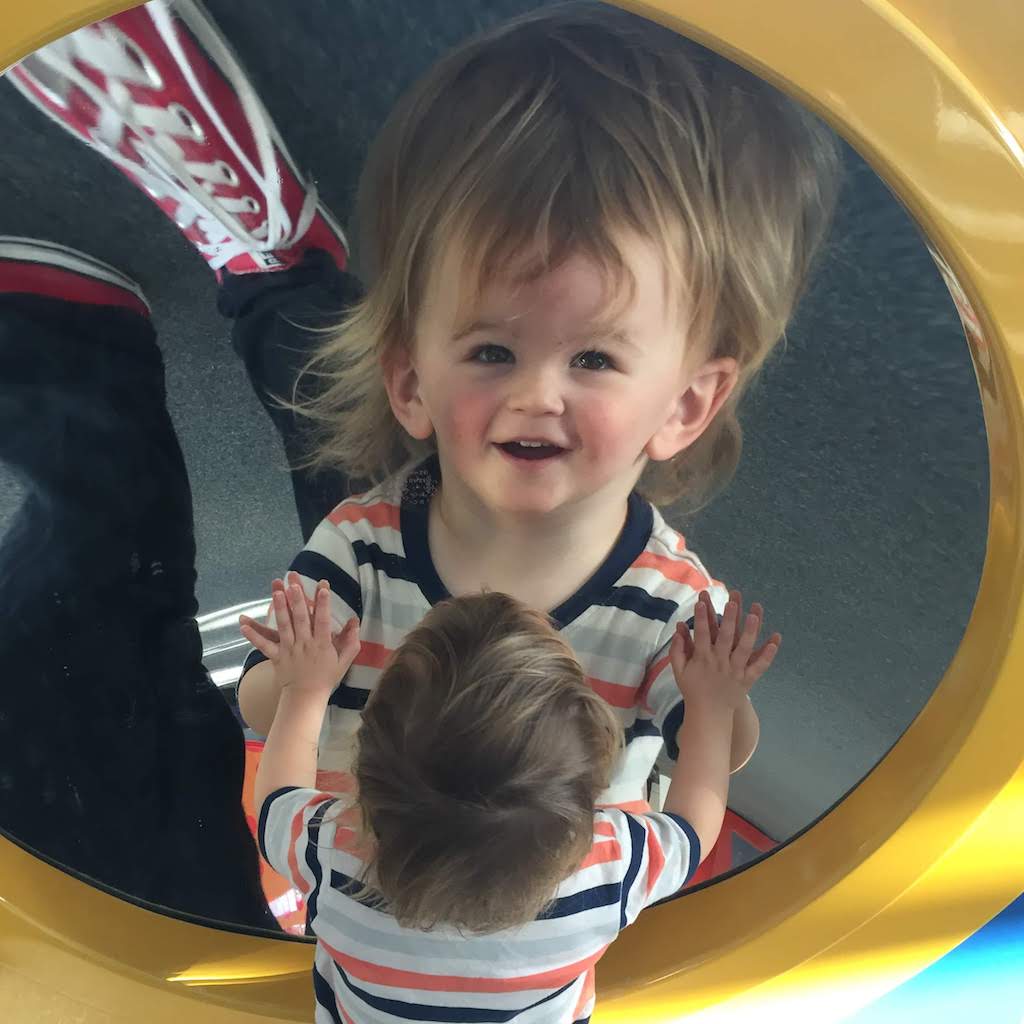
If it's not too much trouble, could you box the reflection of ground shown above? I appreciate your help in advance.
[0,0,987,844]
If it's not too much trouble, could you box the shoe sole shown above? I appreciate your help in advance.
[0,236,150,309]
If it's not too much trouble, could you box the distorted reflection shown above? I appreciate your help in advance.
[0,0,986,948]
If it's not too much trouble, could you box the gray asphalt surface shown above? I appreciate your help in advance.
[0,0,988,848]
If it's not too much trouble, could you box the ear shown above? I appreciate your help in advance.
[381,345,434,441]
[644,357,739,462]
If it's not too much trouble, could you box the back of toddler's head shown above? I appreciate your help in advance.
[354,592,622,933]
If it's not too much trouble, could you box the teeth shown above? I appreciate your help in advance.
[516,441,546,447]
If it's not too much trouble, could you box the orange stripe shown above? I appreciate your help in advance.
[585,674,638,709]
[335,995,357,1024]
[645,821,666,896]
[594,820,616,838]
[300,781,373,857]
[330,806,376,860]
[578,838,622,870]
[572,967,596,1020]
[334,829,375,862]
[329,500,401,531]
[287,793,335,896]
[598,799,652,813]
[319,937,609,994]
[633,551,710,589]
[637,653,671,711]
[355,639,394,670]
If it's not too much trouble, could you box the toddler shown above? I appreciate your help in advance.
[239,2,838,809]
[254,580,778,1022]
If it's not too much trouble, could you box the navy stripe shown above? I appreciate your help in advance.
[332,958,576,1023]
[399,456,448,606]
[396,455,658,629]
[291,549,363,618]
[623,718,660,745]
[329,868,621,924]
[238,648,268,697]
[352,539,421,587]
[328,684,371,710]
[551,491,653,627]
[663,812,702,884]
[257,785,301,865]
[242,647,267,673]
[312,962,345,1024]
[304,799,336,924]
[620,814,647,929]
[601,584,677,623]
[539,881,622,920]
[661,700,686,760]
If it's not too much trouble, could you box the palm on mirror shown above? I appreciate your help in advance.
[671,590,781,714]
[240,575,360,699]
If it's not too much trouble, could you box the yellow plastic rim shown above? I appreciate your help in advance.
[1,2,1022,1022]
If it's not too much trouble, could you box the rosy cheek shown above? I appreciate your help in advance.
[577,402,629,457]
[444,384,495,444]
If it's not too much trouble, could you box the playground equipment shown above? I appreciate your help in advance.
[1,1,1022,1020]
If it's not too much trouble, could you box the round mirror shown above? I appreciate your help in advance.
[0,1,1002,1015]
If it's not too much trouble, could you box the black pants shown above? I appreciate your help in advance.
[0,250,362,930]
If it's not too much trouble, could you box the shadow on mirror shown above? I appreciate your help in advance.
[0,0,987,999]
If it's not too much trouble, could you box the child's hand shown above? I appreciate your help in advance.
[670,590,780,712]
[239,578,360,700]
[237,572,309,649]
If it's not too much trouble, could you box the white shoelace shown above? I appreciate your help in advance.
[18,3,317,269]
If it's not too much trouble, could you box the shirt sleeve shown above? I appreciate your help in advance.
[613,809,702,927]
[641,582,729,772]
[237,512,364,696]
[258,785,343,896]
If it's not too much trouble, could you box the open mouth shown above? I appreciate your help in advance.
[496,441,567,461]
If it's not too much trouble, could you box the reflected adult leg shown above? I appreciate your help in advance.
[0,239,276,930]
[1,0,358,930]
[219,250,365,542]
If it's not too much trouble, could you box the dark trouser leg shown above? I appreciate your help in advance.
[0,292,276,930]
[219,249,367,542]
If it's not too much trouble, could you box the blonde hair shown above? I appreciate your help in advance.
[351,591,622,933]
[296,1,840,507]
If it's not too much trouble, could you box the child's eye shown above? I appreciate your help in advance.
[572,350,614,371]
[469,344,513,364]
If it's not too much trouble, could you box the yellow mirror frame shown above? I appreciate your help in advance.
[2,2,1022,1020]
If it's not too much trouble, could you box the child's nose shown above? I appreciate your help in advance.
[505,365,566,416]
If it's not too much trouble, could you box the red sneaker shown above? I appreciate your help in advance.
[6,0,348,279]
[0,236,150,317]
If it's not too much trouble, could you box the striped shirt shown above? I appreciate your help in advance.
[240,454,728,807]
[258,785,701,1023]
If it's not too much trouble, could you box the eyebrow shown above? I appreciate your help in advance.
[592,328,642,354]
[452,320,641,353]
[452,318,519,342]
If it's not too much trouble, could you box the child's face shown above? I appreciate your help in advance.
[386,231,736,519]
